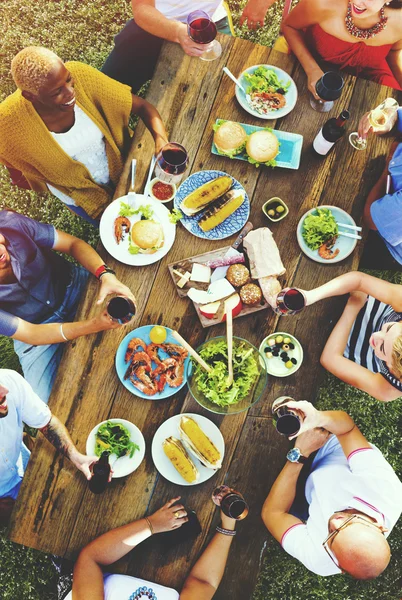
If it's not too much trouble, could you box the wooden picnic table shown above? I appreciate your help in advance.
[9,34,401,599]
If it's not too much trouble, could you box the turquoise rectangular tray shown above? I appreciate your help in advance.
[211,119,303,170]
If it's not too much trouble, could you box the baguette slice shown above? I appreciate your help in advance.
[163,437,199,483]
[181,175,232,216]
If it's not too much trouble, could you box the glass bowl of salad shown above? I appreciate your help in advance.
[186,336,268,414]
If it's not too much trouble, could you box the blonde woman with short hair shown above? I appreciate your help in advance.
[302,272,402,402]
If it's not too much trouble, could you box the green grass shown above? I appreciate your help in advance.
[0,2,400,599]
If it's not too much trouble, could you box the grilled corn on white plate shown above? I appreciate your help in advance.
[152,413,225,485]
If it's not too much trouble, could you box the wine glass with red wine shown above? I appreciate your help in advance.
[154,142,189,184]
[187,10,222,62]
[275,288,306,316]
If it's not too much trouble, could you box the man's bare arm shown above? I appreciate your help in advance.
[39,416,95,479]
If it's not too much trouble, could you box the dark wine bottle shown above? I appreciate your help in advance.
[89,451,110,495]
[313,110,350,156]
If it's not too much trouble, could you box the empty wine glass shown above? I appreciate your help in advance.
[310,72,344,113]
[187,10,222,62]
[349,98,399,151]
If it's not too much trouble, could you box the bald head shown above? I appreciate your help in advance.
[332,523,391,579]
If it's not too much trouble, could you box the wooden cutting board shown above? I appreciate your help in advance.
[167,245,269,328]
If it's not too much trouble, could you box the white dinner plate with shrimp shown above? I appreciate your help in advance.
[151,413,225,486]
[115,326,190,400]
[99,194,176,266]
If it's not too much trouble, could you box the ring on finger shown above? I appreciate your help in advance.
[174,510,182,519]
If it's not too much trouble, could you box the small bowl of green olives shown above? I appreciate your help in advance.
[262,197,289,222]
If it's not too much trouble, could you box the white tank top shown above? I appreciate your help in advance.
[154,0,225,22]
[65,573,179,600]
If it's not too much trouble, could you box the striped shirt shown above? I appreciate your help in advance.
[345,295,402,392]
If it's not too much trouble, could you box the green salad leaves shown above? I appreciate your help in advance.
[302,208,338,250]
[193,339,260,407]
[95,421,139,459]
[244,66,290,95]
[168,208,183,224]
[119,202,154,220]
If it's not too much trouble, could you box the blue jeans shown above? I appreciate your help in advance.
[13,266,89,404]
[102,16,232,92]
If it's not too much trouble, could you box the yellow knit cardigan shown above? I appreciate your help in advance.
[0,62,133,218]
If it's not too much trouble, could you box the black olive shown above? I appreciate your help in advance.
[289,343,295,349]
[280,352,288,359]
[277,88,286,95]
[291,358,297,365]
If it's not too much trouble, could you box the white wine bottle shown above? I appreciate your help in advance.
[313,110,350,156]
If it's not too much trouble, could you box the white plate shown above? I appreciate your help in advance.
[259,332,303,377]
[297,206,358,264]
[99,194,176,266]
[86,418,146,478]
[235,64,298,120]
[151,413,225,486]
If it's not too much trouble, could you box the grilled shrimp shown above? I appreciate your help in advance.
[114,216,131,244]
[318,237,340,260]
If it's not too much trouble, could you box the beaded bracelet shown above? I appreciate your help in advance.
[216,526,236,536]
[145,516,154,535]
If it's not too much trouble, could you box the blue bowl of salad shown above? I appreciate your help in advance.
[235,64,297,120]
[187,336,268,414]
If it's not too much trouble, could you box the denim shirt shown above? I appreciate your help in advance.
[0,210,70,336]
[371,142,402,263]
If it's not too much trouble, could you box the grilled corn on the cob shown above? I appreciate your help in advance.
[198,190,246,232]
[163,437,199,483]
[179,416,222,469]
[181,175,232,216]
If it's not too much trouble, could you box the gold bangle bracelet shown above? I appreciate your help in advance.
[145,516,154,535]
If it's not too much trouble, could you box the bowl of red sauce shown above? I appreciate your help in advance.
[149,178,176,203]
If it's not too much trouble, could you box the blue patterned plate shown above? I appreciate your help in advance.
[212,119,303,170]
[174,170,250,240]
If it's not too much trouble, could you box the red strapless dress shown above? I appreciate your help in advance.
[305,23,401,90]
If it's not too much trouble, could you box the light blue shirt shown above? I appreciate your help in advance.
[0,369,50,498]
[371,142,402,263]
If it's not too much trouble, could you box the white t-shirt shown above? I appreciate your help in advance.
[0,369,51,497]
[155,0,225,23]
[47,105,110,207]
[65,573,179,600]
[281,435,402,576]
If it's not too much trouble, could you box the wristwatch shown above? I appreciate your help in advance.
[286,447,308,464]
[95,264,116,280]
